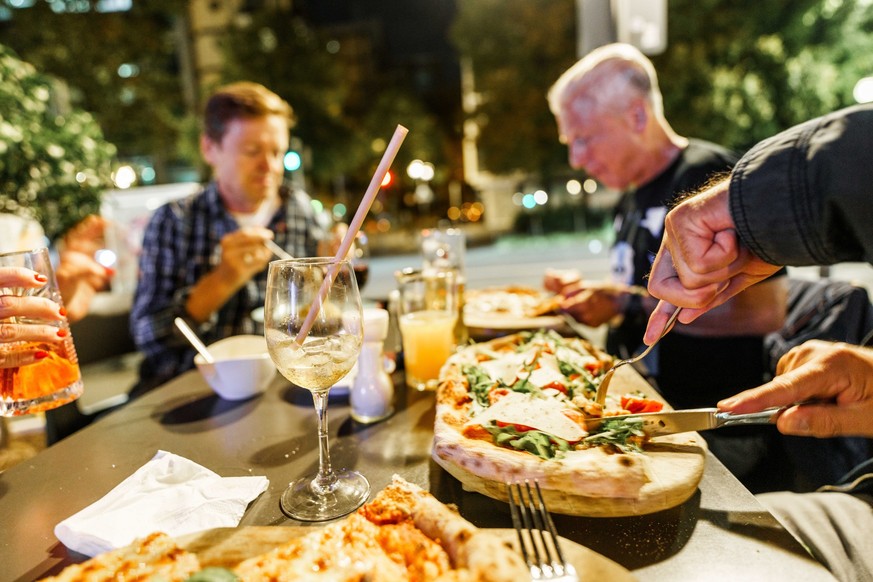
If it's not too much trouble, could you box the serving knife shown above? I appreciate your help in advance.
[585,407,788,438]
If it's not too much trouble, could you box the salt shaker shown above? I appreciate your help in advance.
[351,308,395,423]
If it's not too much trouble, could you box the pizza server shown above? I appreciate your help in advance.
[585,406,794,438]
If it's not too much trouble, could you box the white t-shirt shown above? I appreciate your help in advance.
[229,195,281,229]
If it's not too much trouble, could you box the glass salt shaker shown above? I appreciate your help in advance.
[350,308,395,423]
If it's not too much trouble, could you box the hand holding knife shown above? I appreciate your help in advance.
[585,405,797,438]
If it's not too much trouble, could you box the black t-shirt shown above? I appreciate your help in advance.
[606,140,784,407]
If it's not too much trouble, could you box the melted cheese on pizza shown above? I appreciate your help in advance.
[453,331,658,457]
[467,391,586,442]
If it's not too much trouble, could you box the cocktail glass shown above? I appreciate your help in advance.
[0,248,83,416]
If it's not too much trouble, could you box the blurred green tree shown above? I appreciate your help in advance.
[453,0,873,175]
[451,0,576,179]
[0,43,116,241]
[656,0,873,151]
[219,7,448,203]
[0,1,191,179]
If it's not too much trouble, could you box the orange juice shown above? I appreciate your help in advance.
[0,340,82,416]
[399,310,456,391]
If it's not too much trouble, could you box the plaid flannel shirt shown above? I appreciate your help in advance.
[130,182,324,394]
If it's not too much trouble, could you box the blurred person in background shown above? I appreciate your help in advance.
[0,213,113,325]
[644,104,873,581]
[544,43,794,490]
[130,82,343,398]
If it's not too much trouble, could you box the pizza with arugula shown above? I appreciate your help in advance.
[432,330,706,516]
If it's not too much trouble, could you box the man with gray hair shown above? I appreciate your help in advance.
[545,43,797,489]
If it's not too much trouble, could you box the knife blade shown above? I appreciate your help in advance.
[585,407,787,438]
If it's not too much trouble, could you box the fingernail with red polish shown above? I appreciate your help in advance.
[34,273,48,283]
[59,307,67,317]
[35,351,49,360]
[57,329,68,338]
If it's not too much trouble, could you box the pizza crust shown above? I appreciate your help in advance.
[45,478,530,582]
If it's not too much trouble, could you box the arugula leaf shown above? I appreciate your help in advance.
[484,423,570,460]
[583,417,647,453]
[463,364,494,406]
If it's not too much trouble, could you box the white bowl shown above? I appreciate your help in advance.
[194,335,276,400]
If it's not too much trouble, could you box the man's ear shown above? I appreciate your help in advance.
[200,134,217,164]
[629,100,648,133]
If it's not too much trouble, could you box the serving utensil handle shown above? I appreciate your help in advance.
[715,407,784,428]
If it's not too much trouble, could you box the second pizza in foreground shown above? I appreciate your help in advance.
[433,330,707,517]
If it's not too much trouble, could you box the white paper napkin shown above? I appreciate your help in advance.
[54,450,269,557]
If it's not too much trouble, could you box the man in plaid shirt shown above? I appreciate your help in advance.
[130,82,338,397]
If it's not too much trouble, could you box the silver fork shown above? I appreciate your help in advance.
[507,481,579,582]
[594,306,683,405]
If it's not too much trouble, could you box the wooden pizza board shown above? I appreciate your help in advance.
[433,364,708,518]
[177,526,637,582]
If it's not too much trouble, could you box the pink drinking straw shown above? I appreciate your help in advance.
[294,124,409,344]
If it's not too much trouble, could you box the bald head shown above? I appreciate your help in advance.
[548,43,684,190]
[547,43,664,120]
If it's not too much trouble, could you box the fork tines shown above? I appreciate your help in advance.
[507,481,578,581]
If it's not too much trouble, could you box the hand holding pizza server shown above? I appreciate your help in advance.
[643,104,873,580]
[645,105,873,441]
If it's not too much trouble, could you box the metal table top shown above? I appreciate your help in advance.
[0,369,833,581]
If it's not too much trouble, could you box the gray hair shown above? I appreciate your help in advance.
[547,43,664,118]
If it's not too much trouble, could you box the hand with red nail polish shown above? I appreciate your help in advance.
[0,266,71,368]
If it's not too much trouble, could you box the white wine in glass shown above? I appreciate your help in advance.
[265,257,368,521]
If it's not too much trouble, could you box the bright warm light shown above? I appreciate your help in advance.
[94,249,117,268]
[533,190,549,205]
[566,179,582,195]
[407,159,424,180]
[419,162,435,181]
[447,207,461,220]
[854,77,873,103]
[376,218,391,232]
[381,171,393,187]
[112,165,136,189]
[583,179,598,194]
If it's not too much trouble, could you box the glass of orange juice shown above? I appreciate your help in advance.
[395,268,458,391]
[0,248,83,416]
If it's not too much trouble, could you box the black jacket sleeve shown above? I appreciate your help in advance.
[729,104,873,267]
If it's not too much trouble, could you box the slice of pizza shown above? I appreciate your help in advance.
[40,532,200,582]
[433,330,666,501]
[234,475,528,581]
[464,286,561,319]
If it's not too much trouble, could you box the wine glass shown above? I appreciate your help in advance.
[264,257,368,521]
